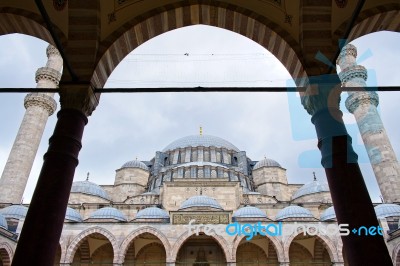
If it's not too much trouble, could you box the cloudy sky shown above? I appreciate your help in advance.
[0,25,399,203]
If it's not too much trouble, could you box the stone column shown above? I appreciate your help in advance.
[11,84,98,266]
[337,43,400,203]
[301,73,392,265]
[0,45,61,204]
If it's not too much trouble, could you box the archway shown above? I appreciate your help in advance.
[122,232,167,265]
[288,234,332,266]
[175,234,227,265]
[0,243,12,266]
[236,240,279,265]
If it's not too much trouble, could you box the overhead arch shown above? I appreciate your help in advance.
[92,2,306,88]
[0,8,66,45]
[63,226,118,264]
[117,226,171,264]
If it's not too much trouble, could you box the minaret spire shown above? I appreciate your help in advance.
[0,45,62,204]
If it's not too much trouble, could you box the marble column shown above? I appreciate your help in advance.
[0,45,61,204]
[301,72,392,265]
[11,84,98,266]
[337,43,400,203]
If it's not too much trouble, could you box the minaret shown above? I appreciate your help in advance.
[337,43,400,203]
[0,45,62,204]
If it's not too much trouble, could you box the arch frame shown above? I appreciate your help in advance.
[0,242,13,266]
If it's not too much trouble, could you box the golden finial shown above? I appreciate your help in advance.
[86,172,90,181]
[313,172,317,181]
[200,126,203,136]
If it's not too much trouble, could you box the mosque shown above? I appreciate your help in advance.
[1,1,400,265]
[1,131,400,265]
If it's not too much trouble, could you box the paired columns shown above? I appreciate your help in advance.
[301,50,392,265]
[337,43,400,203]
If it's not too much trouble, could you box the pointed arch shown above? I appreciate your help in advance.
[232,234,285,262]
[171,230,232,262]
[63,226,118,264]
[92,2,306,88]
[117,226,170,264]
[0,243,13,266]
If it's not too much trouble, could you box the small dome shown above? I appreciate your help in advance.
[135,207,170,219]
[276,206,314,220]
[0,214,8,230]
[0,205,28,220]
[163,135,239,152]
[71,180,110,200]
[121,160,149,171]
[65,207,83,222]
[253,158,281,170]
[88,207,127,222]
[375,204,400,218]
[320,206,336,221]
[233,206,267,219]
[292,180,330,200]
[180,195,223,210]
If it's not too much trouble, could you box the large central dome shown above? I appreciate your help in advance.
[162,134,239,152]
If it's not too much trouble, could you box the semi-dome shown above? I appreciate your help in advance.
[0,205,28,220]
[320,206,336,221]
[121,159,149,171]
[180,195,223,210]
[0,214,8,230]
[163,135,239,152]
[375,204,400,218]
[253,158,281,170]
[292,180,330,200]
[65,207,83,222]
[88,207,127,222]
[233,206,267,219]
[276,206,314,220]
[71,180,110,200]
[135,207,170,219]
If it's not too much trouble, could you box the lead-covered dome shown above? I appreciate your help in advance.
[233,206,267,219]
[276,206,314,220]
[0,214,8,230]
[121,159,149,171]
[320,206,336,221]
[65,207,83,222]
[88,207,127,222]
[292,180,330,200]
[71,180,110,200]
[0,205,28,220]
[375,204,400,218]
[180,195,223,210]
[163,135,239,152]
[253,158,281,170]
[135,207,170,219]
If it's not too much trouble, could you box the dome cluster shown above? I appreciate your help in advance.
[276,206,315,220]
[179,195,223,210]
[88,207,127,222]
[292,180,330,200]
[0,205,28,220]
[253,158,282,170]
[233,206,267,220]
[135,207,170,220]
[120,160,149,171]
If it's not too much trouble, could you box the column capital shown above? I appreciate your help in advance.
[24,93,57,116]
[345,91,379,113]
[59,83,99,117]
[35,67,62,85]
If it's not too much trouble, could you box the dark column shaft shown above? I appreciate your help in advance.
[12,109,87,266]
[312,108,392,266]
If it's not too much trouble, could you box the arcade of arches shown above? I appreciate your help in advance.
[0,1,400,266]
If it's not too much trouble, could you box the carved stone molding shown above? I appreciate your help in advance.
[345,91,379,114]
[24,93,57,116]
[35,67,62,85]
[59,84,99,117]
[338,65,368,85]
